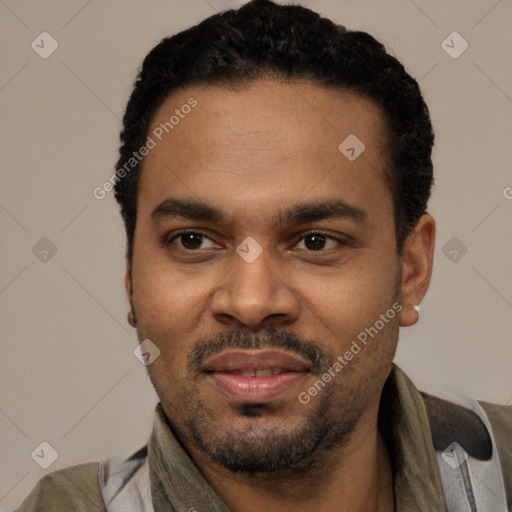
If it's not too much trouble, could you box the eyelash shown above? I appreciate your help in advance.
[165,229,346,251]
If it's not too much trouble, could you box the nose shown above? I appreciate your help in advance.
[210,244,300,329]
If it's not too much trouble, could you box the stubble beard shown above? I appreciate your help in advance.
[146,326,391,476]
[181,380,364,475]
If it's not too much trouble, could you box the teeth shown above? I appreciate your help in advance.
[255,369,273,377]
[233,368,285,377]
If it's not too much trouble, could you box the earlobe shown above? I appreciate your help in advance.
[398,214,436,327]
[127,308,137,327]
[399,303,421,327]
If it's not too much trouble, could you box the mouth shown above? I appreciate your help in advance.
[201,349,311,403]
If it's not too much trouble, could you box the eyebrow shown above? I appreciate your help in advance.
[151,197,367,226]
[274,199,366,226]
[151,198,225,223]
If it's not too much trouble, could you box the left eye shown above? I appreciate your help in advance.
[296,233,339,251]
[172,232,217,250]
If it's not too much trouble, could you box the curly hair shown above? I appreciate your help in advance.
[114,0,434,259]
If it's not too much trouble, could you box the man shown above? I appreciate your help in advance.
[17,1,511,511]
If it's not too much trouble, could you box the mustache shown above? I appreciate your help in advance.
[187,327,331,372]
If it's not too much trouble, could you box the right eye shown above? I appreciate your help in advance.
[168,231,218,251]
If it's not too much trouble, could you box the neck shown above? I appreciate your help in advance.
[188,400,395,512]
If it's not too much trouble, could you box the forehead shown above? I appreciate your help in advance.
[138,80,392,225]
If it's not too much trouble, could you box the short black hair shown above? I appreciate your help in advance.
[114,0,434,259]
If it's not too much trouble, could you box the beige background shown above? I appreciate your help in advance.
[1,0,511,509]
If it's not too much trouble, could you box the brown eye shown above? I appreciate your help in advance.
[180,232,204,250]
[297,233,339,251]
[168,231,217,251]
[305,234,327,250]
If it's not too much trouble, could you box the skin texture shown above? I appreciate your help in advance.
[126,80,435,512]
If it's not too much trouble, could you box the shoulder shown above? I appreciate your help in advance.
[421,392,511,508]
[421,392,511,461]
[478,400,512,466]
[479,401,512,501]
[479,400,512,432]
[15,462,106,512]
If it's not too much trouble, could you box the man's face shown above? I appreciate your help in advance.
[129,80,402,472]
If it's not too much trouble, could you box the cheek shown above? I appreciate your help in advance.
[296,253,399,347]
[130,257,205,347]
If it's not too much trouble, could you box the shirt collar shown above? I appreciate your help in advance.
[148,404,230,511]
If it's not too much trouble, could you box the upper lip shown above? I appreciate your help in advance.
[201,349,311,373]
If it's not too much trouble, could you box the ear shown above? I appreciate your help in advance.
[399,214,436,327]
[125,245,137,327]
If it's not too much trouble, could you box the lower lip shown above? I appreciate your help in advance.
[207,371,307,403]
